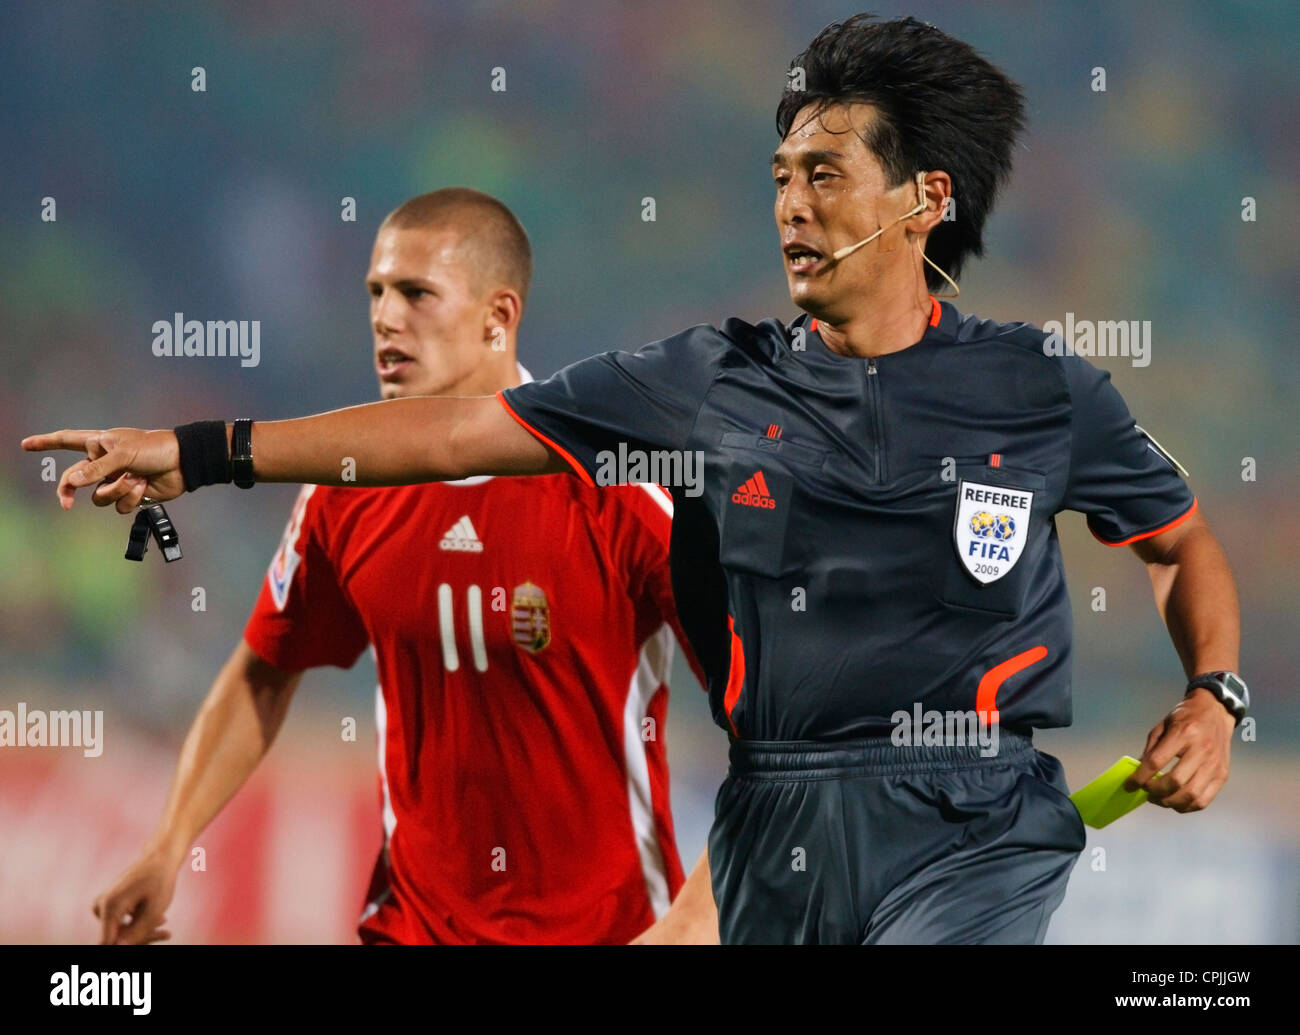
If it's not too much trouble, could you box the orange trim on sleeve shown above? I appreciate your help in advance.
[495,390,595,487]
[1090,497,1198,548]
[975,644,1048,718]
[723,614,745,736]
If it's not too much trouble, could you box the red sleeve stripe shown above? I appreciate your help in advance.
[495,391,596,487]
[1090,497,1198,547]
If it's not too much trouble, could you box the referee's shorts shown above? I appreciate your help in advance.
[707,729,1086,944]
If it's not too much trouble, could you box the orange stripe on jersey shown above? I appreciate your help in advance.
[1090,498,1198,547]
[975,645,1048,718]
[723,615,746,736]
[754,470,771,497]
[495,391,595,487]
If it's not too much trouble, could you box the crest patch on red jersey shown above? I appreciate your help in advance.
[511,581,550,653]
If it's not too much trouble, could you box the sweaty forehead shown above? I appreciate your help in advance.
[777,101,878,157]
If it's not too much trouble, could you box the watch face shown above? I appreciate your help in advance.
[1202,672,1248,716]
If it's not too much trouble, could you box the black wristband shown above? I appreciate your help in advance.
[174,420,233,492]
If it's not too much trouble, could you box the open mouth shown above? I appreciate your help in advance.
[784,244,825,274]
[377,348,413,377]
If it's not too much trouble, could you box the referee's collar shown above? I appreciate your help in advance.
[800,295,958,353]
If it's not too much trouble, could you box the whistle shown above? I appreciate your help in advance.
[125,499,182,562]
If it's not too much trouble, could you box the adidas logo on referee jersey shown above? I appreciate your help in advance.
[731,471,776,509]
[439,515,483,552]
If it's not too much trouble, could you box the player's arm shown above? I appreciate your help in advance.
[631,850,718,944]
[92,639,303,944]
[22,394,565,511]
[1122,506,1242,812]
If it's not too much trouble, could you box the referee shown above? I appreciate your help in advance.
[27,15,1245,944]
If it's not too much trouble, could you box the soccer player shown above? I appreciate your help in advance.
[85,188,716,945]
[32,16,1246,945]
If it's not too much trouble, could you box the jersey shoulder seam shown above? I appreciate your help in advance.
[952,313,1081,495]
[682,320,745,449]
[686,316,787,447]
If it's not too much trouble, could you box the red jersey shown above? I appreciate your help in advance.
[243,472,692,944]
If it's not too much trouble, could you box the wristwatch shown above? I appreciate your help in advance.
[1186,671,1249,726]
[231,419,255,489]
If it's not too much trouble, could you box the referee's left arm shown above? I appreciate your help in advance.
[1124,506,1241,812]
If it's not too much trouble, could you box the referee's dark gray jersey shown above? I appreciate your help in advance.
[498,297,1196,741]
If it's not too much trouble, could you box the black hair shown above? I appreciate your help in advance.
[776,14,1026,289]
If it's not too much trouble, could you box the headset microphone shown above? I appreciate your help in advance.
[829,171,960,298]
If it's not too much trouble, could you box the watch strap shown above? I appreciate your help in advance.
[231,419,255,489]
[1186,670,1249,725]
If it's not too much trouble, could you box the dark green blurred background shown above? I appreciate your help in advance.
[1,1,1296,943]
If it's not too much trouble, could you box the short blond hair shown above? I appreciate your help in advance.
[381,187,532,306]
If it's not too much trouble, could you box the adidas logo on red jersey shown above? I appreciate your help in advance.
[439,515,484,552]
[732,471,776,509]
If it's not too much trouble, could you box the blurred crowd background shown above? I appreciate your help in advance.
[1,0,1296,943]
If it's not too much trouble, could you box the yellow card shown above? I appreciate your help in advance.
[1068,755,1150,828]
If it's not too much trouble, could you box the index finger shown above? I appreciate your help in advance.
[96,895,121,946]
[1123,723,1166,791]
[21,430,101,452]
[1129,729,1185,791]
